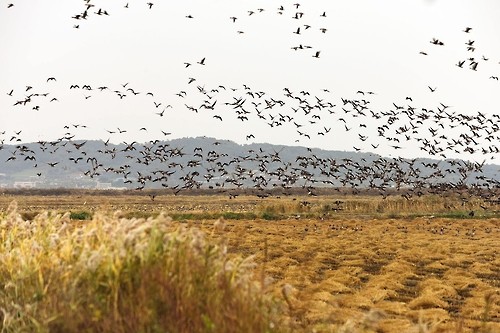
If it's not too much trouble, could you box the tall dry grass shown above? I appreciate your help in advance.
[0,201,280,333]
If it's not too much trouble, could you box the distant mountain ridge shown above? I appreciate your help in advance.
[0,137,499,194]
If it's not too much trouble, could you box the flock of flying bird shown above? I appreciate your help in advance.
[7,0,330,58]
[6,69,500,161]
[421,26,500,80]
[1,133,498,204]
[2,1,500,203]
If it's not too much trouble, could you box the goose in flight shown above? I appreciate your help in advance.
[430,38,444,46]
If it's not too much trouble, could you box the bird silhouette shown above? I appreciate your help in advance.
[430,38,444,46]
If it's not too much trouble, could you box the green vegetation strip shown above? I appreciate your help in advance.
[16,209,500,223]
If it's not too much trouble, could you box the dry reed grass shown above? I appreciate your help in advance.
[0,201,280,333]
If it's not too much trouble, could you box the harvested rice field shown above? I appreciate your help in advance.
[218,216,499,332]
[0,192,498,332]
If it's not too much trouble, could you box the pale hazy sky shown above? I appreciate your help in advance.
[1,0,499,162]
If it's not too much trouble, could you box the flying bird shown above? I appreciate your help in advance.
[430,38,444,46]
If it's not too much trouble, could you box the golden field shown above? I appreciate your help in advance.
[0,191,498,332]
